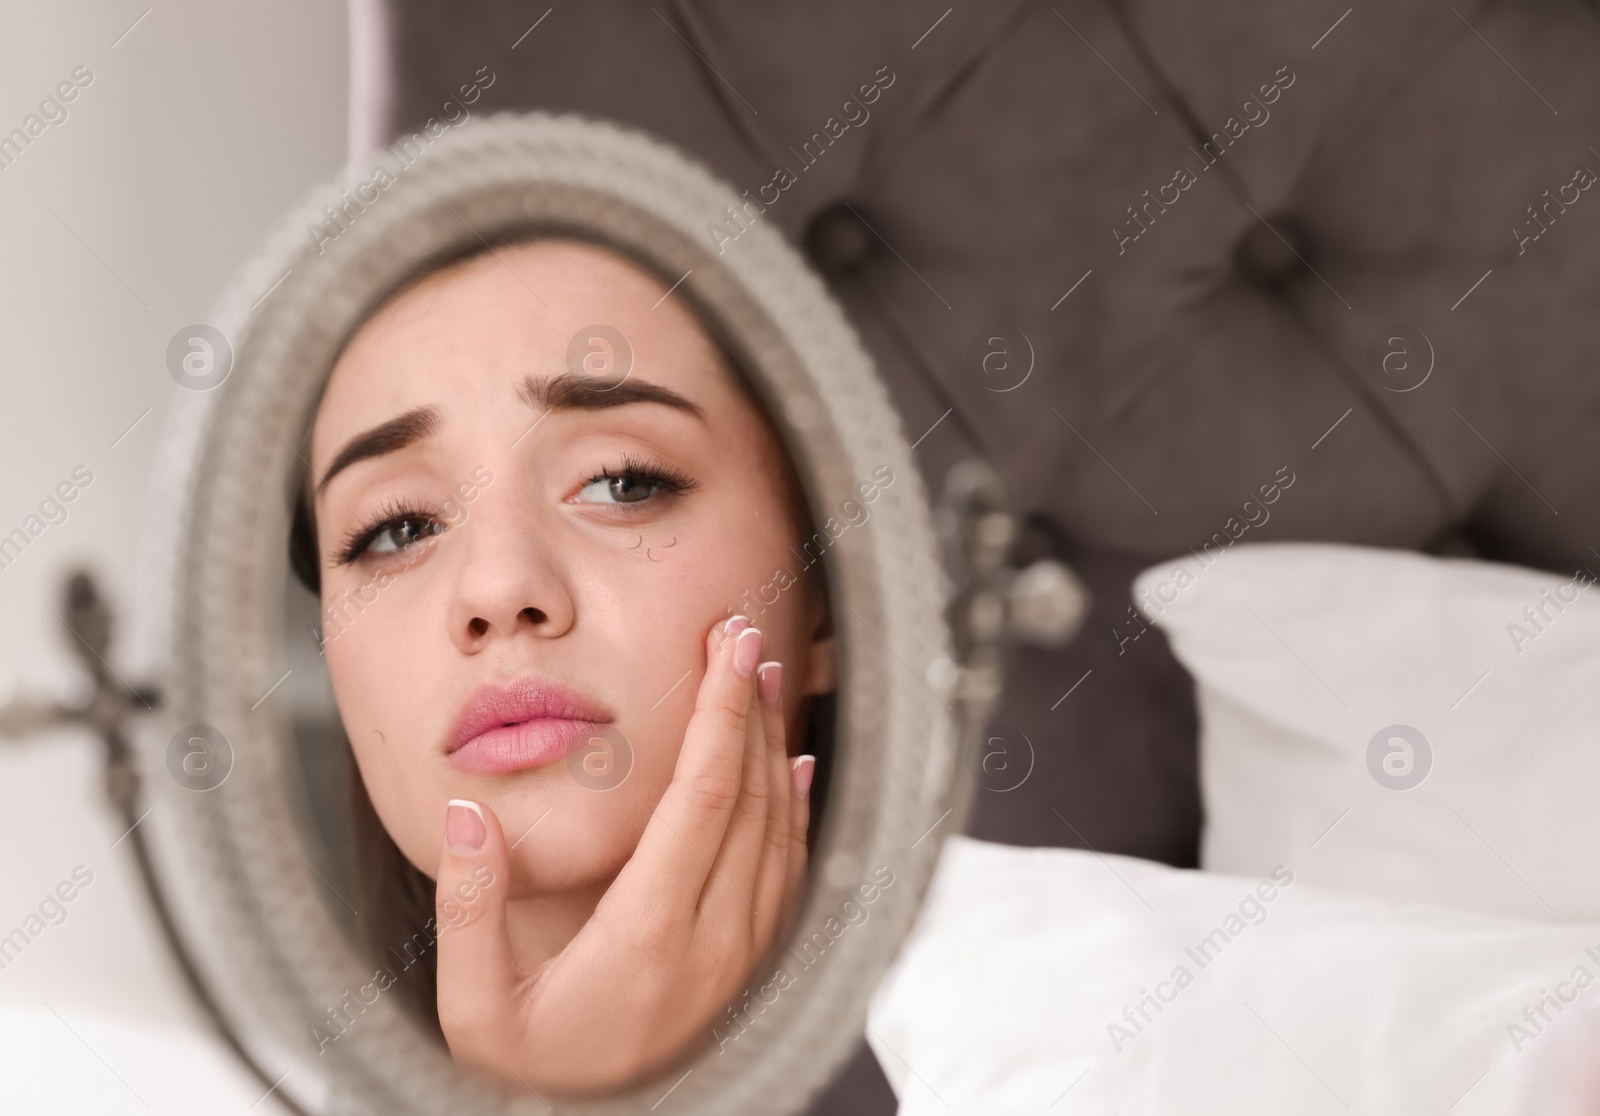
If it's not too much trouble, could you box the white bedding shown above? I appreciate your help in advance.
[867,836,1600,1115]
[867,544,1600,1113]
[1134,542,1600,923]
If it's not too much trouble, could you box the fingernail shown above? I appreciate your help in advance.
[446,799,486,853]
[757,661,783,707]
[791,755,815,800]
[714,614,753,650]
[733,626,763,676]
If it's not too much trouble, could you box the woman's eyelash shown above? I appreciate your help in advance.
[331,456,694,566]
[582,453,699,497]
[333,498,442,567]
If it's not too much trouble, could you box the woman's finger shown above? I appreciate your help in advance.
[780,755,815,932]
[701,628,774,927]
[620,615,756,913]
[750,660,792,943]
[433,798,521,1064]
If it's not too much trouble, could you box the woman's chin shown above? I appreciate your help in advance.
[501,819,638,897]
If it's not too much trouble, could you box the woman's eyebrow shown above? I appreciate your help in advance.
[315,405,441,499]
[519,371,706,420]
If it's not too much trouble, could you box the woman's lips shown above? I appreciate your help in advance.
[450,718,605,775]
[446,676,612,775]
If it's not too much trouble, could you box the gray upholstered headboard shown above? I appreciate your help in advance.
[360,1,1600,1107]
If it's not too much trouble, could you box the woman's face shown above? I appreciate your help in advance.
[310,240,833,900]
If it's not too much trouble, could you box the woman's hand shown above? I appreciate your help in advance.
[431,616,815,1093]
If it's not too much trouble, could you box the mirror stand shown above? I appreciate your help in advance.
[0,571,310,1116]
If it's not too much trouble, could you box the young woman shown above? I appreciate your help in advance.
[288,236,834,1094]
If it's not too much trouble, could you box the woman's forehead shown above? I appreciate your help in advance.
[316,239,736,447]
[346,239,719,367]
[384,239,664,321]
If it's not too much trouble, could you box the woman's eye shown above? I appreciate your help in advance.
[569,457,695,511]
[334,507,450,568]
[365,516,443,556]
[575,474,662,505]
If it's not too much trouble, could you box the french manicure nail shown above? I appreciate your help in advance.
[757,661,783,707]
[715,614,753,650]
[733,626,763,676]
[791,755,815,800]
[446,799,486,853]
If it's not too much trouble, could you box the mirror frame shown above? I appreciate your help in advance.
[130,112,976,1115]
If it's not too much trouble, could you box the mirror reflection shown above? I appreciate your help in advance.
[288,236,837,1094]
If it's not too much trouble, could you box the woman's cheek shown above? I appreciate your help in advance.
[324,603,403,724]
[323,585,440,854]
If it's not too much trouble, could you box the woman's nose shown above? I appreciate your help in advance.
[445,501,575,652]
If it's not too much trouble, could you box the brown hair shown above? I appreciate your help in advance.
[288,236,834,1040]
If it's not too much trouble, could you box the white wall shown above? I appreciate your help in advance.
[0,2,349,1111]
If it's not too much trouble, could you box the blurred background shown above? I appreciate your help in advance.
[4,1,1600,1113]
[0,2,347,1109]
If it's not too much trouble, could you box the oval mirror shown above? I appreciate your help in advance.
[129,112,995,1115]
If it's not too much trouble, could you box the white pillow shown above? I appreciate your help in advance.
[867,836,1600,1116]
[1132,543,1600,923]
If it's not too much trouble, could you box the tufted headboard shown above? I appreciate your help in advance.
[369,1,1600,1106]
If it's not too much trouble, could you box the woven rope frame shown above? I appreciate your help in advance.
[132,112,967,1115]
